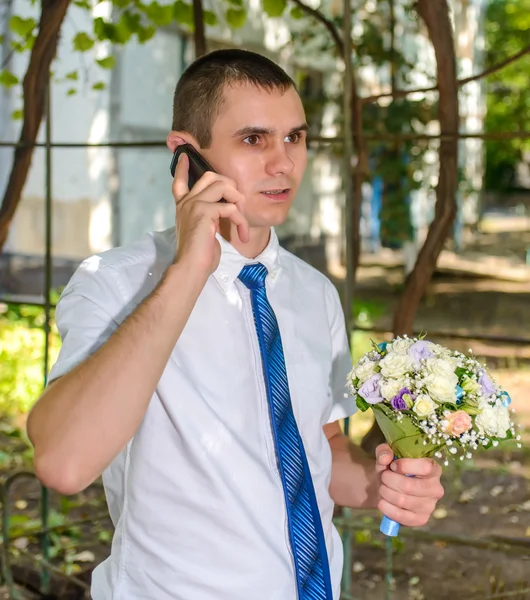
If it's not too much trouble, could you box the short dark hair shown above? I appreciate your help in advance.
[172,48,296,148]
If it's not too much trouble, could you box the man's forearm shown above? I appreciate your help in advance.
[27,261,207,495]
[327,432,380,509]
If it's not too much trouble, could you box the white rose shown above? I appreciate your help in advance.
[426,375,457,403]
[380,354,416,379]
[355,360,377,383]
[476,405,511,438]
[379,378,407,401]
[388,338,415,355]
[424,358,457,380]
[413,394,437,417]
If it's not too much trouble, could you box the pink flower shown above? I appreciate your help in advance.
[443,410,472,436]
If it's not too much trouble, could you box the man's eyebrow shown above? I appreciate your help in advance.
[232,123,309,137]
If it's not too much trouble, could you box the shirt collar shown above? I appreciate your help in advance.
[212,227,282,292]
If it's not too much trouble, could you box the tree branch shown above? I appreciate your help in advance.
[392,0,459,336]
[0,0,71,252]
[192,0,207,58]
[362,43,530,104]
[290,0,344,56]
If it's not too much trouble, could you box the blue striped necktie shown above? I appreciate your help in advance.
[238,263,333,600]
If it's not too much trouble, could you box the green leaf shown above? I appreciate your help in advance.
[92,82,106,91]
[290,5,304,19]
[143,1,174,26]
[173,1,194,26]
[0,69,19,87]
[372,404,443,459]
[203,10,218,26]
[262,0,286,18]
[96,56,116,69]
[137,25,156,43]
[72,32,94,52]
[11,109,23,120]
[227,0,243,5]
[0,35,4,44]
[67,88,77,96]
[65,70,78,81]
[9,16,36,38]
[73,0,91,8]
[225,7,246,28]
[355,394,371,412]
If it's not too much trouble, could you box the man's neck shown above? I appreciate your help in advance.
[219,220,271,259]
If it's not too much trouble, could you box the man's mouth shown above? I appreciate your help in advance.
[261,189,290,197]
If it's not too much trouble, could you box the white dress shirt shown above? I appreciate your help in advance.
[48,226,356,600]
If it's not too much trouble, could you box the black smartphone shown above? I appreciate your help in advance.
[169,144,214,184]
[170,144,226,203]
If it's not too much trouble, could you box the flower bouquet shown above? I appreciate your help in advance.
[347,336,520,536]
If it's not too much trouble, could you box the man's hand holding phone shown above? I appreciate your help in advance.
[172,152,250,277]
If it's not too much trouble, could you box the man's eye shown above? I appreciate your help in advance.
[285,133,300,143]
[243,135,260,146]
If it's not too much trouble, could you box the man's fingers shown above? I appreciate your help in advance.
[390,457,441,478]
[215,203,250,243]
[381,469,445,500]
[379,482,438,514]
[172,152,190,202]
[377,498,430,528]
[187,180,246,215]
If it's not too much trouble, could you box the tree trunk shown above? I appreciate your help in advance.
[192,0,207,58]
[349,84,368,279]
[361,0,459,455]
[392,0,459,335]
[0,0,70,253]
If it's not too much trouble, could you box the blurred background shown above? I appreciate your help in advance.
[0,0,529,598]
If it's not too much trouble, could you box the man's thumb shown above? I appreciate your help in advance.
[375,444,393,467]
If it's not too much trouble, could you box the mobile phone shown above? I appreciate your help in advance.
[170,144,226,203]
[170,143,216,186]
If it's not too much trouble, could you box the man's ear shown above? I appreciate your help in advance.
[166,131,200,153]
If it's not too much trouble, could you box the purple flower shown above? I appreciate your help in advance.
[391,388,415,411]
[479,371,496,397]
[358,374,384,405]
[407,341,433,365]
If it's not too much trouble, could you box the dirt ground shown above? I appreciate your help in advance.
[1,218,529,600]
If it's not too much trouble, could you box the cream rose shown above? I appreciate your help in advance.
[413,394,437,417]
[424,358,457,380]
[388,338,414,355]
[355,360,377,383]
[426,375,457,403]
[476,405,511,438]
[443,410,472,436]
[379,378,406,401]
[379,354,416,379]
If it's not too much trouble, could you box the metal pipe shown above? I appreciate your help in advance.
[40,75,53,596]
[341,0,354,594]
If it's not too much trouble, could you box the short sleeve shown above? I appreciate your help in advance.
[324,281,357,423]
[47,257,127,384]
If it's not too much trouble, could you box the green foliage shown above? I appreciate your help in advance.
[72,32,95,52]
[226,7,246,28]
[262,0,287,18]
[484,0,530,191]
[0,69,19,87]
[0,304,60,418]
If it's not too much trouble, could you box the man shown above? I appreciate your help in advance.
[27,49,444,600]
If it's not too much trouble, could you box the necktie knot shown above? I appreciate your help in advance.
[238,263,268,290]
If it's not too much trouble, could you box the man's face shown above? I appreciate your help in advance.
[201,83,308,230]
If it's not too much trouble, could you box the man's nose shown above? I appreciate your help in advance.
[264,140,295,176]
